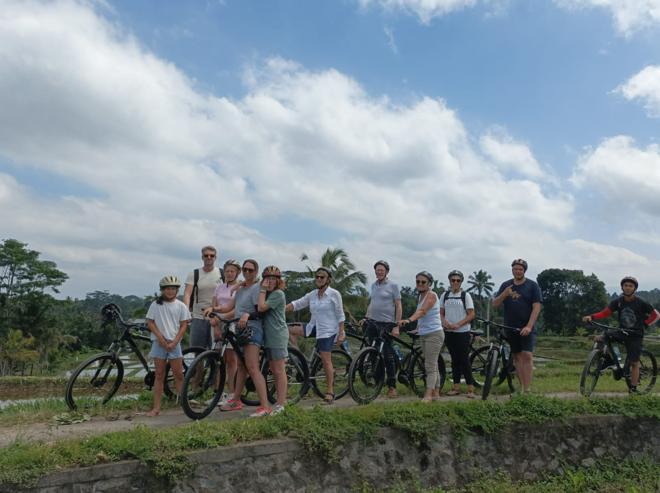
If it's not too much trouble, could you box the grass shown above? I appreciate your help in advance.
[0,394,658,487]
[357,457,660,492]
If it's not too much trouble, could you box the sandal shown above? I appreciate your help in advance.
[323,393,335,404]
[446,389,460,396]
[465,392,475,399]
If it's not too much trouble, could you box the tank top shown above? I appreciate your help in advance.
[213,282,237,309]
[416,291,442,336]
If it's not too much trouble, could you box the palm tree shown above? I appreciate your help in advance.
[300,248,368,320]
[466,270,495,331]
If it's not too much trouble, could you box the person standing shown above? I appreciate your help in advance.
[440,270,476,398]
[400,271,443,402]
[183,246,223,349]
[365,260,402,398]
[492,259,542,393]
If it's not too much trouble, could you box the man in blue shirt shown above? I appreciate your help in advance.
[492,259,542,393]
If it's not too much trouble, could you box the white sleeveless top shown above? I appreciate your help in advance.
[417,292,442,336]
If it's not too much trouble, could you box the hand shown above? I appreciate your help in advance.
[503,286,514,298]
[203,307,213,317]
[260,278,269,288]
[520,326,532,337]
[391,326,400,337]
[337,331,346,343]
[238,314,249,329]
[582,315,592,323]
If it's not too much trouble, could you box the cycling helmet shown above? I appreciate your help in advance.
[374,260,390,271]
[416,271,434,284]
[315,266,333,278]
[223,259,241,271]
[262,265,282,278]
[511,259,528,272]
[448,270,464,281]
[620,276,638,290]
[159,275,181,288]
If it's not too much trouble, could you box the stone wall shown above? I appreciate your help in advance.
[10,415,660,493]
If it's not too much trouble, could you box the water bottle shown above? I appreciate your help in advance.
[393,344,404,363]
[502,344,510,362]
[613,345,622,364]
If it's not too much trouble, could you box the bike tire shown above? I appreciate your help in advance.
[164,346,204,399]
[180,350,226,420]
[625,349,657,395]
[481,347,500,401]
[65,353,124,411]
[309,349,352,400]
[348,347,385,404]
[266,347,309,405]
[468,345,489,389]
[579,349,604,397]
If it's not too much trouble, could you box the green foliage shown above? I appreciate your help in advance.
[537,269,608,335]
[1,395,659,487]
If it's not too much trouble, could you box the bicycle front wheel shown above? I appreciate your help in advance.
[180,350,225,420]
[348,347,385,404]
[481,347,500,401]
[469,345,489,389]
[579,349,604,397]
[310,349,352,400]
[65,353,124,411]
[625,349,657,394]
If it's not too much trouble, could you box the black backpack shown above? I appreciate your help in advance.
[442,290,467,311]
[189,267,224,311]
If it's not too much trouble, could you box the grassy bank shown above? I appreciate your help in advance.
[1,394,658,487]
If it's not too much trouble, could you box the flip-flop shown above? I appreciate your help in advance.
[323,393,335,404]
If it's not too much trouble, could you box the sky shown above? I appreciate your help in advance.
[2,0,660,298]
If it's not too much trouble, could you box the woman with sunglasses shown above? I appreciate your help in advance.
[217,259,272,417]
[286,267,346,404]
[440,270,476,398]
[400,271,444,402]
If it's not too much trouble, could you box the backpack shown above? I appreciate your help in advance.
[189,267,224,311]
[442,290,467,311]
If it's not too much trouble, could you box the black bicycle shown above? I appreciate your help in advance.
[287,322,353,401]
[580,320,657,397]
[180,314,309,420]
[475,318,519,400]
[347,319,446,404]
[65,303,202,410]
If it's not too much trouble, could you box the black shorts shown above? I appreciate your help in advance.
[505,329,536,354]
[608,330,643,362]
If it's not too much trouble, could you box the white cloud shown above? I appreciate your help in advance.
[479,127,546,180]
[356,0,504,23]
[617,65,660,117]
[1,0,657,296]
[384,26,399,54]
[571,136,660,216]
[555,0,660,36]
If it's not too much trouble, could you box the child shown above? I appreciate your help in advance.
[145,275,190,416]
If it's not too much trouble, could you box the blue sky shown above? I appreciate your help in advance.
[2,0,660,297]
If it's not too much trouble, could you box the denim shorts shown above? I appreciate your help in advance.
[149,340,183,360]
[265,347,288,361]
[316,334,337,353]
[238,324,264,348]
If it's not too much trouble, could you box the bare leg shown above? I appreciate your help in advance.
[269,358,287,406]
[630,361,640,387]
[225,349,238,395]
[288,324,304,348]
[319,350,334,397]
[244,345,270,409]
[514,351,533,392]
[148,358,167,416]
[168,358,185,395]
[232,356,248,399]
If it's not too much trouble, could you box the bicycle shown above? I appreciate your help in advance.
[474,318,520,400]
[65,303,202,411]
[347,319,446,404]
[442,329,489,390]
[580,320,657,397]
[286,322,354,401]
[180,314,308,420]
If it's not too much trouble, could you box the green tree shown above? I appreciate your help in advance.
[466,269,494,320]
[0,239,68,364]
[537,268,608,335]
[0,329,39,376]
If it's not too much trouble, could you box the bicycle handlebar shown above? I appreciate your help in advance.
[475,318,521,333]
[587,320,631,336]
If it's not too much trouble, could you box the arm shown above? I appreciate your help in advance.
[287,292,311,313]
[182,283,193,310]
[440,306,450,330]
[583,307,612,322]
[392,298,403,336]
[521,302,541,336]
[257,283,269,313]
[147,319,168,348]
[492,285,512,308]
[334,291,346,342]
[645,309,659,326]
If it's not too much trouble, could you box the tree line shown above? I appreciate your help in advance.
[1,239,656,376]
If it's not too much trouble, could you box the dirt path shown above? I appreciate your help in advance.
[0,391,636,448]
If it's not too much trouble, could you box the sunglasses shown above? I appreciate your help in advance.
[450,279,462,283]
[242,267,255,272]
[415,280,428,285]
[315,275,328,280]
[203,254,216,258]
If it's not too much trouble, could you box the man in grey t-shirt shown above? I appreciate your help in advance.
[183,245,223,349]
[365,260,402,397]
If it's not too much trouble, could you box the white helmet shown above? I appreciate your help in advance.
[159,275,181,289]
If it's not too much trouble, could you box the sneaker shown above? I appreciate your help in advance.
[271,404,285,415]
[386,387,397,398]
[217,392,232,407]
[249,406,272,418]
[219,399,243,412]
